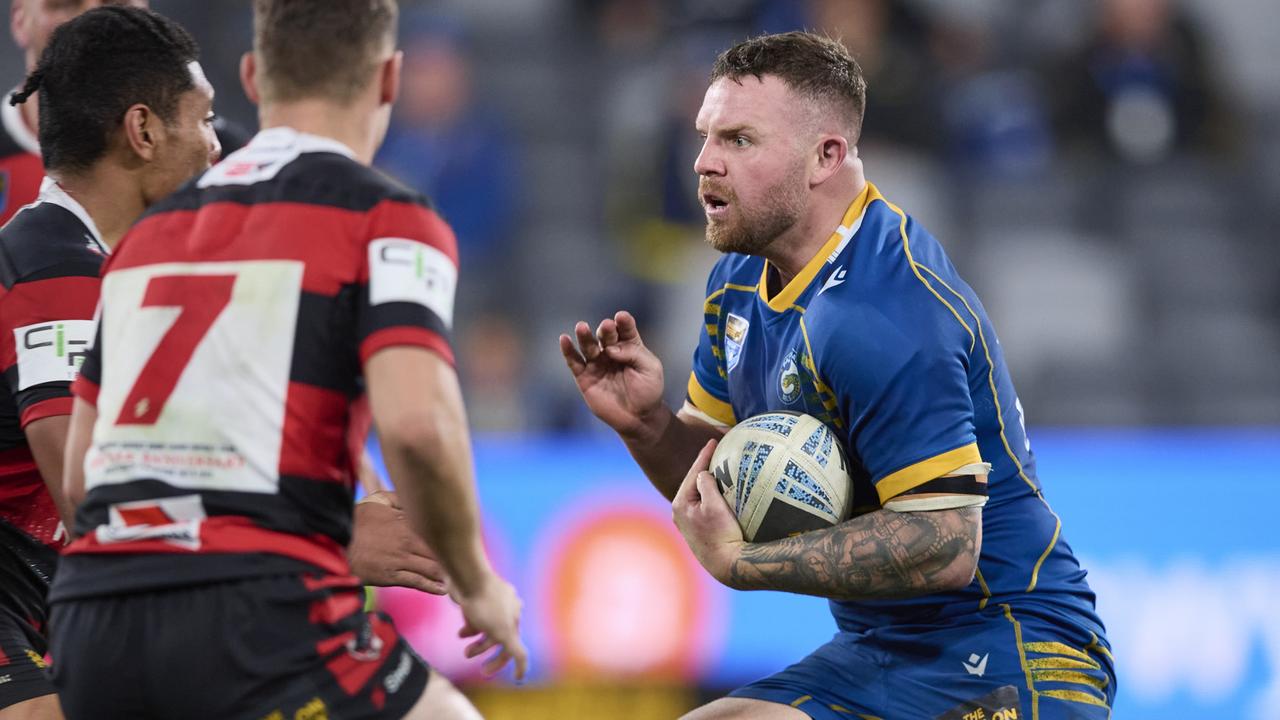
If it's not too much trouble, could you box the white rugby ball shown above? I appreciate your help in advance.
[710,411,852,542]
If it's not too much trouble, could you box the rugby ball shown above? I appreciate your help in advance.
[711,412,852,542]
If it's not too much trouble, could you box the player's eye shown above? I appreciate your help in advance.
[204,113,216,126]
[733,136,751,148]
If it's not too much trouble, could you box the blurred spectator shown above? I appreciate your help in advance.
[457,314,530,432]
[804,0,943,153]
[591,1,726,409]
[375,16,521,285]
[928,3,1054,178]
[1046,0,1234,164]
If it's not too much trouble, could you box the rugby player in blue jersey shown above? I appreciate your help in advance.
[562,31,1115,720]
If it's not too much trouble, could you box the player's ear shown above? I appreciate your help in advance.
[122,103,161,162]
[239,51,261,106]
[379,50,402,107]
[10,0,28,51]
[810,134,848,186]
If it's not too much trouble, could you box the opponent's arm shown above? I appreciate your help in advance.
[560,311,724,500]
[26,415,76,531]
[674,441,982,600]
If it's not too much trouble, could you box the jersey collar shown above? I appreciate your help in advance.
[248,126,358,160]
[758,181,875,312]
[37,177,109,254]
[1,91,40,156]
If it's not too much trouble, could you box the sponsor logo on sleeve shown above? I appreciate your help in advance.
[368,238,456,329]
[13,319,94,389]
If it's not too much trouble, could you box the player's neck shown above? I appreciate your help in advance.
[259,100,383,166]
[19,94,38,140]
[764,161,867,287]
[51,168,144,250]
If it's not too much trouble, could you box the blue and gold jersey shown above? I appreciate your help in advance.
[689,182,1104,633]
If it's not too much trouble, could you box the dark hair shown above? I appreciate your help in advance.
[253,0,398,104]
[710,31,867,142]
[9,6,199,173]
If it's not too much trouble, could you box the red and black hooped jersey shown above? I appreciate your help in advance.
[53,127,458,600]
[0,179,106,552]
[0,97,46,227]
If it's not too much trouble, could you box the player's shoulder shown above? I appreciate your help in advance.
[809,186,970,349]
[0,201,104,288]
[820,185,955,300]
[145,130,433,222]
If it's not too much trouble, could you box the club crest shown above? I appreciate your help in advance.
[778,348,801,404]
[724,313,749,372]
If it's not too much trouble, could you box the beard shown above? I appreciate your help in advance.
[702,162,807,256]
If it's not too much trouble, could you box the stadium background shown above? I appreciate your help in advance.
[7,0,1278,717]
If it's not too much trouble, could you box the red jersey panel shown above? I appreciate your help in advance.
[55,127,458,600]
[0,180,106,552]
[0,99,45,227]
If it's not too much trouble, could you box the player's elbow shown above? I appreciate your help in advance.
[917,507,982,593]
[932,548,979,592]
[377,408,462,458]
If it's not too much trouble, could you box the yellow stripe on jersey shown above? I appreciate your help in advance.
[1001,604,1040,719]
[1027,656,1100,671]
[797,316,846,430]
[1032,669,1109,691]
[1040,689,1110,709]
[1024,642,1093,663]
[876,443,983,504]
[758,184,872,313]
[687,372,735,426]
[975,567,993,610]
[1086,633,1115,662]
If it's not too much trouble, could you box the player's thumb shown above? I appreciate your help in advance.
[694,470,719,505]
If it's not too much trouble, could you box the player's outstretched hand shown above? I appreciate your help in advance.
[559,310,666,440]
[348,491,449,595]
[672,439,746,587]
[455,574,529,681]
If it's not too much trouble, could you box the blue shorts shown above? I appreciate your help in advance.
[731,604,1115,719]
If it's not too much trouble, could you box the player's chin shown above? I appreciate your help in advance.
[704,222,740,254]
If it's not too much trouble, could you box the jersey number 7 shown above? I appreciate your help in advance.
[116,274,236,426]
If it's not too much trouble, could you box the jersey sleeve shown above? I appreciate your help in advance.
[356,197,458,366]
[824,300,984,506]
[686,269,735,426]
[0,273,101,425]
[69,312,102,408]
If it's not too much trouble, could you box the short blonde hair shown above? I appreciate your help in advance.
[252,0,398,104]
[711,31,867,142]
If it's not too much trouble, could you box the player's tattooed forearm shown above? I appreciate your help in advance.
[728,507,981,599]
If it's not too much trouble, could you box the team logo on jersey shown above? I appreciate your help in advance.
[778,349,801,404]
[724,313,749,372]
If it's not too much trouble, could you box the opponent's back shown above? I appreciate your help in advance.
[59,127,457,597]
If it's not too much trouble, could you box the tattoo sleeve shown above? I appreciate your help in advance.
[727,507,982,600]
